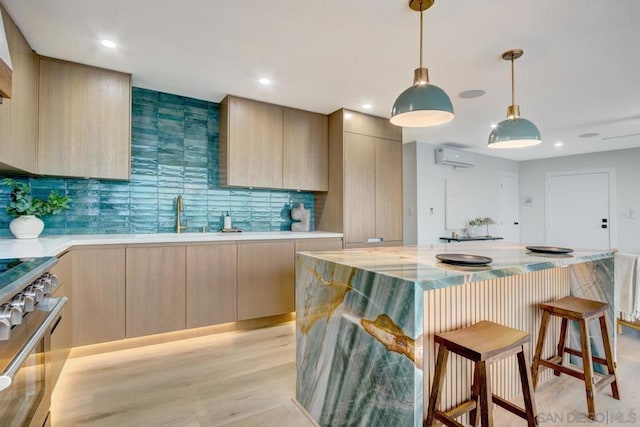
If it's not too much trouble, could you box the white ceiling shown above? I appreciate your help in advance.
[3,0,640,161]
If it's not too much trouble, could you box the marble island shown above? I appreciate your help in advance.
[295,243,614,426]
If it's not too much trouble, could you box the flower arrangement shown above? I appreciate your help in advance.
[467,217,484,228]
[3,178,70,217]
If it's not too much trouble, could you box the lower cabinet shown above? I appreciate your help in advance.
[49,252,72,390]
[295,238,343,252]
[49,301,71,390]
[237,240,295,321]
[71,248,126,346]
[61,238,340,347]
[186,243,237,328]
[126,246,186,338]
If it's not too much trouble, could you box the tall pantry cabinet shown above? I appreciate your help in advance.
[316,109,403,247]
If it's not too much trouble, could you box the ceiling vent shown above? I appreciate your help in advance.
[435,147,474,168]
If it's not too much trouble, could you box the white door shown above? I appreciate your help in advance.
[499,173,520,242]
[546,171,610,249]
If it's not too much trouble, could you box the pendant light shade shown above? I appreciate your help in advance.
[488,49,541,149]
[390,0,453,128]
[488,117,541,148]
[391,81,454,127]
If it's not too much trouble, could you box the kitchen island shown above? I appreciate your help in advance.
[295,243,614,426]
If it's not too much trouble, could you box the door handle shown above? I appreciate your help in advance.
[513,222,519,225]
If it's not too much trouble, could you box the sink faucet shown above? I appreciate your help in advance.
[176,195,188,233]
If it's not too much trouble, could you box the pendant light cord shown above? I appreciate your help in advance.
[511,56,515,106]
[419,0,423,69]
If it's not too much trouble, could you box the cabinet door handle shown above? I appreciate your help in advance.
[367,237,383,243]
[51,315,63,334]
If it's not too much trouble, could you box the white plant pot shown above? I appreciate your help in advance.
[9,215,44,239]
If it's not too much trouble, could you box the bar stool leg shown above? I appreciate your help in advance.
[477,361,494,427]
[578,319,597,420]
[426,345,449,427]
[516,346,539,426]
[531,310,550,389]
[555,318,568,377]
[469,364,480,427]
[598,315,620,400]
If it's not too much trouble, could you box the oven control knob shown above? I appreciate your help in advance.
[0,318,10,341]
[0,303,22,326]
[10,294,35,313]
[23,285,44,303]
[34,277,52,294]
[40,273,58,292]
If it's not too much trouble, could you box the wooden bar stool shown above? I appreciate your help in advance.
[426,321,538,427]
[531,296,620,421]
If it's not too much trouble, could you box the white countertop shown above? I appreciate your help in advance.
[0,231,344,259]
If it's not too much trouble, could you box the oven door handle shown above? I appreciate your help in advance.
[0,296,67,392]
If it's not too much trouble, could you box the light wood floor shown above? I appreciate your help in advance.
[52,322,640,427]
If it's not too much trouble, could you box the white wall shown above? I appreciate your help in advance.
[519,147,640,254]
[403,142,519,245]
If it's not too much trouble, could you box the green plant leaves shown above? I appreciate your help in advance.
[3,178,71,218]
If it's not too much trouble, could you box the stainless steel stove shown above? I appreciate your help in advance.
[0,256,67,427]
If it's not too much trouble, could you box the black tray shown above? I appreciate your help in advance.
[435,253,493,266]
[525,246,574,254]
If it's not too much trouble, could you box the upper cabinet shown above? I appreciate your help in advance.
[0,6,38,173]
[316,109,403,247]
[220,95,283,188]
[283,107,328,191]
[219,95,328,191]
[38,57,131,180]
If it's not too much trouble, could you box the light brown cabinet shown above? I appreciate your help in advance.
[220,95,328,191]
[71,248,126,346]
[49,252,72,390]
[0,6,38,173]
[344,132,376,243]
[38,57,131,179]
[186,243,237,328]
[283,107,328,191]
[57,237,340,348]
[220,95,283,189]
[237,240,295,320]
[126,246,186,338]
[317,109,403,246]
[375,137,403,242]
[294,238,343,253]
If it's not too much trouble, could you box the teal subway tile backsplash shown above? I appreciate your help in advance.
[0,88,315,236]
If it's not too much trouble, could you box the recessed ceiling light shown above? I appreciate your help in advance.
[100,39,117,48]
[458,89,486,99]
[579,132,600,138]
[258,78,271,85]
[490,123,498,129]
[554,141,563,147]
[362,104,372,110]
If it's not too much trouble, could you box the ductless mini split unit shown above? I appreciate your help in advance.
[435,147,474,168]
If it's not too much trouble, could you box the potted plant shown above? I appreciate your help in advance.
[466,217,483,237]
[3,178,71,239]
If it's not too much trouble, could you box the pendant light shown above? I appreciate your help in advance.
[488,49,541,148]
[390,0,454,128]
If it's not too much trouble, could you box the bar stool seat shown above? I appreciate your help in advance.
[426,321,538,427]
[531,296,620,421]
